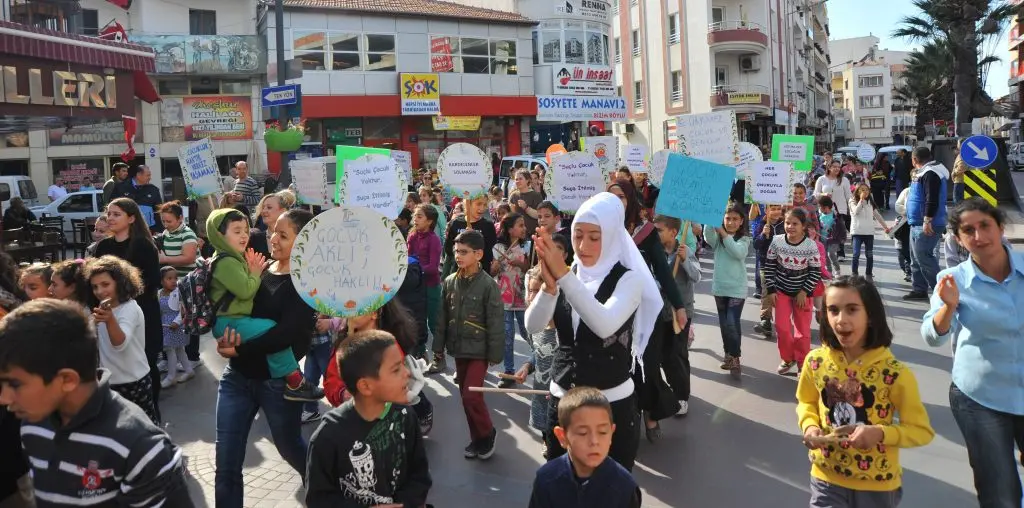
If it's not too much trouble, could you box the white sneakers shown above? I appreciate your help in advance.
[160,370,195,388]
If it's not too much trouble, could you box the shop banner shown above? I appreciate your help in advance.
[552,64,615,96]
[335,145,391,203]
[746,161,795,205]
[400,73,441,116]
[544,151,605,214]
[579,136,618,181]
[623,144,648,173]
[655,153,736,226]
[432,116,481,131]
[338,154,407,220]
[536,95,627,122]
[554,0,611,21]
[291,158,330,207]
[437,142,491,200]
[177,138,221,199]
[430,36,455,73]
[54,159,103,192]
[770,134,815,172]
[182,96,253,141]
[390,150,414,183]
[675,111,740,166]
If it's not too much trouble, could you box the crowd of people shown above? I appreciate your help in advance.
[0,142,1021,508]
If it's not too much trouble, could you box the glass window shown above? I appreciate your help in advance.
[564,30,585,64]
[491,40,516,75]
[221,80,250,94]
[157,79,188,96]
[532,31,539,65]
[363,118,401,140]
[330,33,361,71]
[0,184,9,203]
[432,36,516,75]
[293,31,327,70]
[81,9,99,36]
[461,38,489,56]
[190,78,219,95]
[17,180,36,200]
[189,9,216,36]
[58,194,94,213]
[586,32,604,64]
[365,34,395,71]
[542,31,561,63]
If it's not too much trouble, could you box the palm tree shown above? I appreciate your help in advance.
[893,0,1016,128]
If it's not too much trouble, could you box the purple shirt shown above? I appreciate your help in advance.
[407,230,442,286]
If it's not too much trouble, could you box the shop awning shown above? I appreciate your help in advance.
[0,20,155,73]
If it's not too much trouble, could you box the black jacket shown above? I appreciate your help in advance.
[529,455,640,508]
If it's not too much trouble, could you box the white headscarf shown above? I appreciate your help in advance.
[571,192,663,362]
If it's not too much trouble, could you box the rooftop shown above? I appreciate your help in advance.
[282,0,536,25]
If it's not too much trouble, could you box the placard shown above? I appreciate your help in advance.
[770,134,815,172]
[546,143,568,164]
[649,149,671,186]
[290,206,408,318]
[654,153,737,225]
[391,150,414,184]
[623,144,648,174]
[338,154,407,220]
[543,151,605,214]
[746,161,795,205]
[580,136,618,180]
[856,144,876,163]
[335,145,391,203]
[735,141,764,179]
[436,142,491,199]
[291,159,329,207]
[675,111,740,166]
[176,138,221,199]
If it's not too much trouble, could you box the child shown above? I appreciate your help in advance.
[433,229,504,460]
[86,215,109,257]
[305,330,432,507]
[442,196,497,284]
[753,204,785,338]
[817,195,847,277]
[703,204,751,376]
[793,182,820,237]
[49,259,90,308]
[848,183,890,279]
[654,215,698,416]
[487,185,503,219]
[84,256,160,423]
[765,208,821,376]
[158,266,194,388]
[528,387,641,508]
[492,213,530,388]
[205,208,322,401]
[18,262,52,300]
[395,208,413,238]
[536,201,572,263]
[493,202,511,234]
[892,187,912,282]
[797,276,934,507]
[0,299,191,505]
[404,191,421,212]
[409,204,443,361]
[302,313,344,424]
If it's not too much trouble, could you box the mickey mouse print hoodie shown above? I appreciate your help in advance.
[796,346,934,492]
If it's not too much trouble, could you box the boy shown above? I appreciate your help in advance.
[817,195,846,278]
[305,330,431,507]
[753,204,785,338]
[792,183,820,238]
[653,216,698,416]
[206,208,322,401]
[433,230,504,460]
[536,201,573,264]
[442,196,497,280]
[528,387,640,508]
[0,300,192,507]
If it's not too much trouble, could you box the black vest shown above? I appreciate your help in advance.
[551,263,635,391]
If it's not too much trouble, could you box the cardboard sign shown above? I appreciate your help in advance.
[579,136,618,181]
[675,111,740,166]
[290,158,330,207]
[735,141,764,179]
[856,144,876,163]
[747,161,795,205]
[649,149,671,186]
[335,145,391,203]
[771,134,815,172]
[543,151,605,214]
[176,138,220,199]
[437,142,491,199]
[339,154,407,220]
[654,153,737,225]
[546,143,568,164]
[391,150,414,183]
[623,144,648,174]
[290,206,408,318]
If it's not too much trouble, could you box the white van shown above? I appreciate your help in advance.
[1008,142,1024,171]
[499,155,548,196]
[0,176,40,213]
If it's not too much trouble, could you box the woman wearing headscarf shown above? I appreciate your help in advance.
[524,192,663,471]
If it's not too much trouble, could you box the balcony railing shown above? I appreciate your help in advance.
[671,89,683,103]
[634,97,645,109]
[712,83,770,95]
[668,32,680,44]
[632,45,641,57]
[131,33,265,74]
[708,20,767,33]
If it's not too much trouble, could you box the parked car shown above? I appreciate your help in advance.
[0,175,40,214]
[499,155,548,196]
[1008,142,1024,171]
[29,190,103,235]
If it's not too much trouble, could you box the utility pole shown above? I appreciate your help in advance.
[274,0,292,187]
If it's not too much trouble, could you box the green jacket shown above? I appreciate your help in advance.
[433,269,504,364]
[206,208,261,317]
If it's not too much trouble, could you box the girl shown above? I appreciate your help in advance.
[815,160,852,258]
[408,204,442,359]
[250,191,296,258]
[487,186,503,220]
[800,276,934,507]
[703,203,751,376]
[493,202,511,233]
[158,266,194,388]
[492,212,530,386]
[405,191,421,212]
[848,183,890,279]
[157,201,200,278]
[765,208,821,376]
[18,263,52,300]
[84,255,159,424]
[49,259,90,308]
[86,215,109,257]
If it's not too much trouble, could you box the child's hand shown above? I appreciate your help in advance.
[92,306,114,324]
[762,224,771,237]
[802,426,825,449]
[245,249,267,274]
[315,318,332,334]
[842,424,885,450]
[795,291,808,310]
[677,243,688,260]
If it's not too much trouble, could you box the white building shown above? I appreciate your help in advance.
[829,35,915,147]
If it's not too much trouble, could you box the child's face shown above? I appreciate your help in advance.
[819,205,833,215]
[418,190,431,203]
[555,406,615,475]
[405,196,416,210]
[161,271,177,292]
[21,274,49,300]
[766,205,783,222]
[495,209,508,223]
[654,222,678,247]
[784,214,806,238]
[0,366,68,423]
[223,219,250,254]
[509,217,526,239]
[472,198,488,218]
[453,243,484,270]
[537,207,559,233]
[793,186,806,204]
[49,276,76,301]
[357,343,410,404]
[722,211,743,234]
[412,209,430,232]
[90,272,118,304]
[825,286,868,351]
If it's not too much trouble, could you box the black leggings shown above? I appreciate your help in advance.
[545,392,640,471]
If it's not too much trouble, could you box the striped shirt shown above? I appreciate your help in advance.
[764,234,821,297]
[160,225,199,278]
[233,177,262,207]
[20,370,191,507]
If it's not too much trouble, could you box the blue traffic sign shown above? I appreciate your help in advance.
[961,135,998,169]
[261,84,300,108]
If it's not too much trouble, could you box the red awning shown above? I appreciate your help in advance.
[0,20,154,73]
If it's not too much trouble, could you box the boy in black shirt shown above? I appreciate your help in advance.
[305,330,431,507]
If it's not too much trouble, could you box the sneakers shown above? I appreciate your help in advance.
[676,400,689,417]
[752,292,762,299]
[284,381,326,402]
[425,354,447,375]
[720,355,734,370]
[753,319,774,336]
[777,361,797,375]
[175,371,195,384]
[902,291,928,301]
[464,442,478,459]
[190,358,204,369]
[729,356,741,377]
[160,376,176,389]
[301,410,321,424]
[476,428,497,460]
[497,377,516,389]
[157,358,168,373]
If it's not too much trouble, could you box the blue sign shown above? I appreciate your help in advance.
[654,153,737,225]
[961,135,998,169]
[261,84,300,107]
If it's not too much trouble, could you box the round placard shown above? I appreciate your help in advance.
[736,142,764,179]
[437,143,491,200]
[290,206,408,318]
[543,151,605,214]
[856,144,876,163]
[649,149,671,186]
[337,154,407,220]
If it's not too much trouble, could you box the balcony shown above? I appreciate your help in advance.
[707,21,768,53]
[130,34,265,75]
[710,83,771,114]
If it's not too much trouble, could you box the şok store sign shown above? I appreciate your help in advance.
[536,95,626,122]
[400,73,441,115]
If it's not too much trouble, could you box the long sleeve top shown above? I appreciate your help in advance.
[848,198,887,236]
[814,175,852,215]
[764,235,821,297]
[525,269,644,340]
[231,271,315,380]
[634,225,684,310]
[406,230,442,287]
[702,227,751,299]
[664,242,700,318]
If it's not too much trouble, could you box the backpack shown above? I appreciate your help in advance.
[176,256,233,336]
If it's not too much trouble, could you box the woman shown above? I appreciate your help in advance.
[94,197,163,423]
[249,190,296,257]
[157,201,201,369]
[213,208,315,508]
[922,199,1024,508]
[1,197,35,230]
[814,160,852,258]
[607,179,687,441]
[524,192,662,472]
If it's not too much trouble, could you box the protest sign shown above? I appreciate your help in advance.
[623,144,648,174]
[546,143,568,164]
[339,154,407,220]
[654,153,737,225]
[543,151,604,214]
[391,150,414,183]
[335,145,391,203]
[579,136,618,180]
[747,161,795,205]
[649,149,671,186]
[770,135,815,172]
[176,138,220,199]
[675,111,740,166]
[290,158,330,207]
[291,206,408,318]
[856,144,876,163]
[736,142,763,179]
[437,142,491,200]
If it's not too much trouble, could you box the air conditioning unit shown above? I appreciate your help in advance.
[740,55,761,72]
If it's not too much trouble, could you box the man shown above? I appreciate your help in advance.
[103,162,129,206]
[114,165,164,233]
[893,148,911,198]
[229,161,261,207]
[46,177,67,202]
[951,139,967,205]
[903,146,949,301]
[808,151,831,185]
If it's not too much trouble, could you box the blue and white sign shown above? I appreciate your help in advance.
[536,95,627,122]
[261,84,300,108]
[654,153,737,225]
[961,135,998,169]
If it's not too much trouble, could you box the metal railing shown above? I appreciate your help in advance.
[707,20,767,33]
[711,83,770,95]
[668,32,680,44]
[671,89,683,103]
[632,46,641,56]
[634,97,645,109]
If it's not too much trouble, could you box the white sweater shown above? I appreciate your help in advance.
[814,176,852,214]
[95,300,151,385]
[848,198,884,236]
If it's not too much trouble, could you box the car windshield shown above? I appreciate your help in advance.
[18,180,37,200]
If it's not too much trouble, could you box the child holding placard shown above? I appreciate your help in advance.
[442,196,497,280]
[493,213,531,387]
[753,205,785,338]
[704,204,751,376]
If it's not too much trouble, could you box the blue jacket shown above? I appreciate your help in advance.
[906,161,949,227]
[529,455,640,508]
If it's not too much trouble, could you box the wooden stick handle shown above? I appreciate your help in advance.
[207,194,216,210]
[496,373,519,380]
[671,221,690,277]
[463,191,473,229]
[469,386,548,395]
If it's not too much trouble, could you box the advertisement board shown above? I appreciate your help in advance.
[400,73,441,115]
[552,64,615,96]
[536,95,626,122]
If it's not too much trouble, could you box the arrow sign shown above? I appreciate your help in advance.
[961,135,998,169]
[261,84,300,108]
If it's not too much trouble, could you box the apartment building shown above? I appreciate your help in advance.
[1008,0,1023,142]
[829,36,915,147]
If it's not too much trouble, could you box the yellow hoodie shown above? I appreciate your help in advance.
[796,346,934,492]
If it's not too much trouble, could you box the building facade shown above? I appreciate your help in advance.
[829,36,915,147]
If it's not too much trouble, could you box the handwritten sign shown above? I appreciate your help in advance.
[735,141,763,179]
[580,136,619,181]
[623,144,648,174]
[675,111,740,166]
[335,145,391,203]
[290,158,330,207]
[543,151,605,214]
[654,153,737,225]
[391,150,413,184]
[649,149,671,186]
[856,144,876,163]
[770,134,815,172]
[176,138,220,199]
[747,161,795,205]
[339,154,407,220]
[437,142,490,199]
[291,206,408,318]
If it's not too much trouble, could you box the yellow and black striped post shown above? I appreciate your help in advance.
[964,169,998,206]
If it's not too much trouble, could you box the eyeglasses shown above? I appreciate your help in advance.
[454,248,477,256]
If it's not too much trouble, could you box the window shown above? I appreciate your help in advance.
[58,194,94,213]
[532,31,539,64]
[586,32,607,65]
[715,66,728,87]
[633,80,643,109]
[430,36,517,74]
[535,21,609,66]
[671,71,682,102]
[668,14,679,44]
[542,29,561,63]
[860,117,885,129]
[564,29,585,64]
[836,118,845,131]
[631,0,638,5]
[221,80,250,94]
[859,95,884,108]
[329,33,360,71]
[631,30,640,56]
[365,34,396,71]
[844,79,848,90]
[712,7,725,25]
[612,1,618,14]
[292,31,398,72]
[157,79,189,96]
[0,184,9,202]
[189,9,216,36]
[614,37,621,63]
[858,75,883,88]
[616,85,622,97]
[80,9,98,36]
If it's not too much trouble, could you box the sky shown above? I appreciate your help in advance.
[827,0,1010,99]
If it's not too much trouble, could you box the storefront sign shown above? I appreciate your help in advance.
[544,151,605,214]
[675,111,740,166]
[536,95,627,122]
[727,93,763,105]
[344,128,363,138]
[0,66,117,109]
[554,0,611,22]
[746,161,795,205]
[176,138,221,199]
[339,154,407,220]
[579,136,618,181]
[437,143,490,199]
[432,116,481,131]
[52,159,103,192]
[552,64,615,96]
[430,37,455,73]
[49,101,144,146]
[400,73,441,115]
[291,158,330,207]
[182,96,253,140]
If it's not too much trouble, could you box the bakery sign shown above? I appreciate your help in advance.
[555,0,611,22]
[552,64,615,96]
[0,66,118,109]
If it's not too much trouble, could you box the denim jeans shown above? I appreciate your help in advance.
[715,296,744,358]
[949,383,1024,508]
[953,182,966,205]
[215,364,308,508]
[302,340,333,413]
[754,256,763,295]
[851,234,875,277]
[910,225,945,293]
[503,310,526,373]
